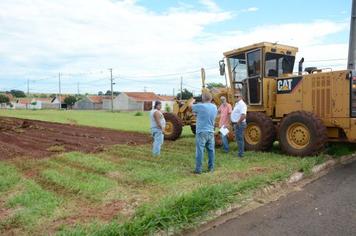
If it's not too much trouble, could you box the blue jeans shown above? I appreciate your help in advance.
[195,132,215,173]
[234,122,247,157]
[152,129,164,156]
[221,132,229,152]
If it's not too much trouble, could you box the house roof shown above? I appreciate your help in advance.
[158,95,175,101]
[51,96,68,103]
[16,98,31,104]
[33,98,52,103]
[3,93,14,101]
[87,96,103,104]
[124,92,161,102]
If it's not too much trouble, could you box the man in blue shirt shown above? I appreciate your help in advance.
[190,92,218,174]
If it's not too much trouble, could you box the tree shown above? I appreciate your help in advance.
[64,96,77,109]
[98,91,103,96]
[105,90,120,96]
[49,94,57,99]
[176,88,193,100]
[0,94,9,104]
[10,90,26,98]
[206,82,225,89]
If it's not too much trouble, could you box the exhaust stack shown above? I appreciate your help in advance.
[348,0,356,70]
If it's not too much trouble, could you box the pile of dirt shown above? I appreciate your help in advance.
[0,117,150,160]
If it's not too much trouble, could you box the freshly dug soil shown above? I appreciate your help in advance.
[0,117,150,160]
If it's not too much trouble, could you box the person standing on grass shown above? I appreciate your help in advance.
[190,92,218,174]
[150,101,166,157]
[230,92,247,158]
[218,96,232,153]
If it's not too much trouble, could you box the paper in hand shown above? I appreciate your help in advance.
[220,126,229,136]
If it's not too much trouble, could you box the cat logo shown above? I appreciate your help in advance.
[277,79,293,92]
[276,77,302,94]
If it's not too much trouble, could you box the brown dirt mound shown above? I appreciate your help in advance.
[0,117,150,160]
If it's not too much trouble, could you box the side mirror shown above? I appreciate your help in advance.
[219,60,225,76]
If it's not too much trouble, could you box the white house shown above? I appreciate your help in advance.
[102,92,176,112]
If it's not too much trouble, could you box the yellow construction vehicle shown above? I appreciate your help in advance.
[164,41,356,156]
[164,1,356,156]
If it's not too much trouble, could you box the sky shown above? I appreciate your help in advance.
[0,0,353,95]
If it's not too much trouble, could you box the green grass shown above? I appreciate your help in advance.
[41,163,117,200]
[0,109,151,133]
[0,163,21,192]
[0,110,349,235]
[327,143,356,156]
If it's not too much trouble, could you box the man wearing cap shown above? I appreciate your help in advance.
[150,101,166,156]
[218,96,232,153]
[231,92,247,158]
[190,92,218,174]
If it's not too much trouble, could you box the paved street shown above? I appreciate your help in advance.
[202,161,356,236]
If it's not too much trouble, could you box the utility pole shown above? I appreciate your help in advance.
[77,82,80,95]
[109,68,114,112]
[27,79,30,97]
[180,76,183,100]
[348,0,356,69]
[58,72,61,109]
[173,88,175,97]
[26,79,30,110]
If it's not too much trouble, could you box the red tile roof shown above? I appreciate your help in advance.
[16,98,31,105]
[125,92,161,102]
[158,95,175,101]
[34,98,52,103]
[87,96,103,104]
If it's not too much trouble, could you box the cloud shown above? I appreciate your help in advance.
[0,0,350,94]
[199,0,220,12]
[242,7,259,12]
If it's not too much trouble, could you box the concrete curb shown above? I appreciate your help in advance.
[287,153,356,184]
[185,153,356,236]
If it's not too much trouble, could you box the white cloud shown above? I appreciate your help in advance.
[199,0,220,12]
[0,0,350,94]
[243,7,259,12]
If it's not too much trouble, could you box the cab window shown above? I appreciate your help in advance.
[247,50,261,77]
[265,53,295,77]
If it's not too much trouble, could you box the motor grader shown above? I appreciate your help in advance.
[163,41,356,156]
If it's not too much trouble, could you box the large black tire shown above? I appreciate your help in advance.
[245,112,275,151]
[190,125,196,135]
[163,113,183,141]
[279,111,327,157]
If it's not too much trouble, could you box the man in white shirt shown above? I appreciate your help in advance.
[230,92,247,158]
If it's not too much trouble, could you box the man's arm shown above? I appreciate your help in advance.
[237,103,247,124]
[154,111,163,130]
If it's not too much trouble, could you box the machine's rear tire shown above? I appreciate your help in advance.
[190,125,196,135]
[244,112,275,151]
[279,111,327,157]
[163,113,183,141]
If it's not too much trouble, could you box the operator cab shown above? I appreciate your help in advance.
[220,42,298,106]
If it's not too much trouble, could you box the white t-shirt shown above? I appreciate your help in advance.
[230,100,247,123]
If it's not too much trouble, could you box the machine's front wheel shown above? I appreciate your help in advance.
[244,112,275,151]
[279,111,327,157]
[163,113,183,140]
[190,125,196,135]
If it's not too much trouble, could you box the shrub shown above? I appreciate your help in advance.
[134,111,143,116]
[165,103,171,112]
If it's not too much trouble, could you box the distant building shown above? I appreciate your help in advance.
[51,96,68,109]
[102,92,175,112]
[74,95,109,110]
[11,97,54,109]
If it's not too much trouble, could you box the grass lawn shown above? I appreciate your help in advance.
[0,109,353,235]
[0,109,174,134]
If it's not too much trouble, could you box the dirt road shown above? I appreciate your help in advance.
[201,161,356,236]
[0,117,150,160]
